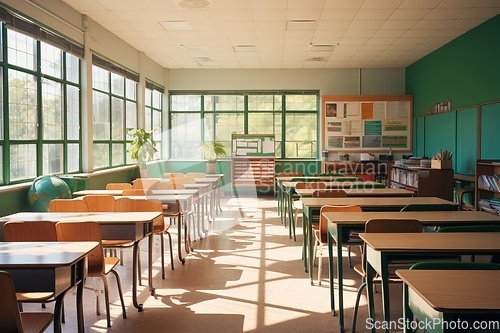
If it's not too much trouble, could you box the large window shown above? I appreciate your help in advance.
[1,25,82,184]
[170,92,318,159]
[92,65,137,169]
[145,82,164,160]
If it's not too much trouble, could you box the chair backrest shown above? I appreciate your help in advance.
[319,205,362,243]
[312,189,348,198]
[157,182,185,190]
[400,204,457,212]
[82,195,115,212]
[122,189,149,196]
[290,177,321,182]
[132,178,160,190]
[170,177,196,185]
[185,172,206,178]
[161,173,185,179]
[333,177,362,182]
[4,221,57,242]
[132,199,165,232]
[410,261,500,270]
[55,221,104,274]
[295,182,326,190]
[49,198,89,212]
[114,197,133,212]
[106,183,132,190]
[0,270,26,332]
[278,171,303,177]
[317,173,343,177]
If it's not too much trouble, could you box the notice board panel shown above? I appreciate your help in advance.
[322,95,413,152]
[231,134,275,157]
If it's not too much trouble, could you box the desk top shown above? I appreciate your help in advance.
[0,212,161,224]
[396,270,500,312]
[295,187,413,197]
[277,176,349,182]
[73,189,199,196]
[0,241,98,268]
[325,210,500,226]
[282,181,381,189]
[301,196,456,208]
[360,232,500,252]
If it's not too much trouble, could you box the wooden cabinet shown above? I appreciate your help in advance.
[475,160,500,213]
[389,165,454,200]
[232,157,275,191]
[322,161,391,184]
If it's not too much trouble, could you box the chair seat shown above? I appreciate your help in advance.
[103,257,120,275]
[20,312,54,333]
[293,200,302,210]
[102,239,134,247]
[17,292,55,302]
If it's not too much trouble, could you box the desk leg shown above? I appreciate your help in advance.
[148,233,155,296]
[178,214,186,264]
[402,283,412,333]
[302,206,308,272]
[308,209,315,283]
[53,292,67,333]
[380,255,391,333]
[328,233,336,316]
[132,242,143,311]
[76,280,85,333]
[336,229,345,332]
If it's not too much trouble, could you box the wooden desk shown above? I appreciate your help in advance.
[323,210,500,331]
[295,187,413,198]
[0,212,160,312]
[360,232,500,333]
[396,270,500,333]
[0,241,98,333]
[301,197,457,284]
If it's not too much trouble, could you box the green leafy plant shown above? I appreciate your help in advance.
[199,141,227,161]
[127,128,158,163]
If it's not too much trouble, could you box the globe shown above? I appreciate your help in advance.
[27,176,72,212]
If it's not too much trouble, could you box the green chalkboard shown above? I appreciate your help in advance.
[481,102,500,159]
[456,107,478,174]
[424,111,456,162]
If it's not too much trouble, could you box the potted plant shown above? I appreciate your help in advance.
[127,128,158,177]
[200,141,227,174]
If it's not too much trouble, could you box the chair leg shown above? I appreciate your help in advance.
[137,245,142,286]
[166,231,174,270]
[351,281,367,333]
[317,242,323,285]
[100,276,112,328]
[110,270,127,319]
[348,245,352,268]
[94,279,101,316]
[160,233,165,279]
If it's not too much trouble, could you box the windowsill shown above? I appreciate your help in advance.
[61,164,138,178]
[0,182,32,194]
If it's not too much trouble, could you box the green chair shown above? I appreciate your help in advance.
[350,182,386,189]
[333,177,362,182]
[317,172,344,177]
[400,203,458,232]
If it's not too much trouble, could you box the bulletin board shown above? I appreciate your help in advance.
[322,95,413,152]
[231,134,275,156]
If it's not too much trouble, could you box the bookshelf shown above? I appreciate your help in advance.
[389,165,454,200]
[476,160,500,214]
[321,161,392,185]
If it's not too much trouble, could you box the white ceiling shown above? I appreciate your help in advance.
[60,0,500,69]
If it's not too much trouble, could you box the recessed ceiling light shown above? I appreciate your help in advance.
[309,44,335,52]
[175,0,212,9]
[287,20,316,30]
[306,57,327,62]
[233,45,258,52]
[159,21,193,31]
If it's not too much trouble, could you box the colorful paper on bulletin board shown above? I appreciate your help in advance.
[361,103,374,119]
[362,136,382,148]
[326,121,342,133]
[328,136,343,148]
[382,136,407,148]
[325,102,338,117]
[344,136,361,148]
[383,119,407,134]
[364,120,382,135]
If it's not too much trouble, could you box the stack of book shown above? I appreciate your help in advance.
[478,198,500,214]
[478,174,500,192]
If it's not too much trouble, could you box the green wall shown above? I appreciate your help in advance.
[406,15,500,116]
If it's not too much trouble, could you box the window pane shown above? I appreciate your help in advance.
[153,90,162,109]
[112,143,124,166]
[66,53,80,84]
[43,143,63,174]
[145,107,152,131]
[93,91,110,140]
[92,66,109,92]
[111,73,125,96]
[42,79,63,140]
[204,113,244,142]
[7,30,35,70]
[8,70,37,140]
[10,144,37,181]
[93,143,109,169]
[205,95,244,111]
[152,110,162,140]
[126,78,136,100]
[40,42,62,79]
[285,114,317,158]
[67,85,80,140]
[0,68,3,140]
[126,100,137,139]
[0,146,3,183]
[171,113,201,158]
[67,143,80,172]
[111,97,124,140]
[171,95,200,111]
[248,95,282,111]
[286,94,317,111]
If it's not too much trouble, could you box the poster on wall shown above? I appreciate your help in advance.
[322,96,412,151]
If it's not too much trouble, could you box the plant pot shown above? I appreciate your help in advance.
[206,161,216,174]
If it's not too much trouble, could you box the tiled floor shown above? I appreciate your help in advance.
[24,196,405,333]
